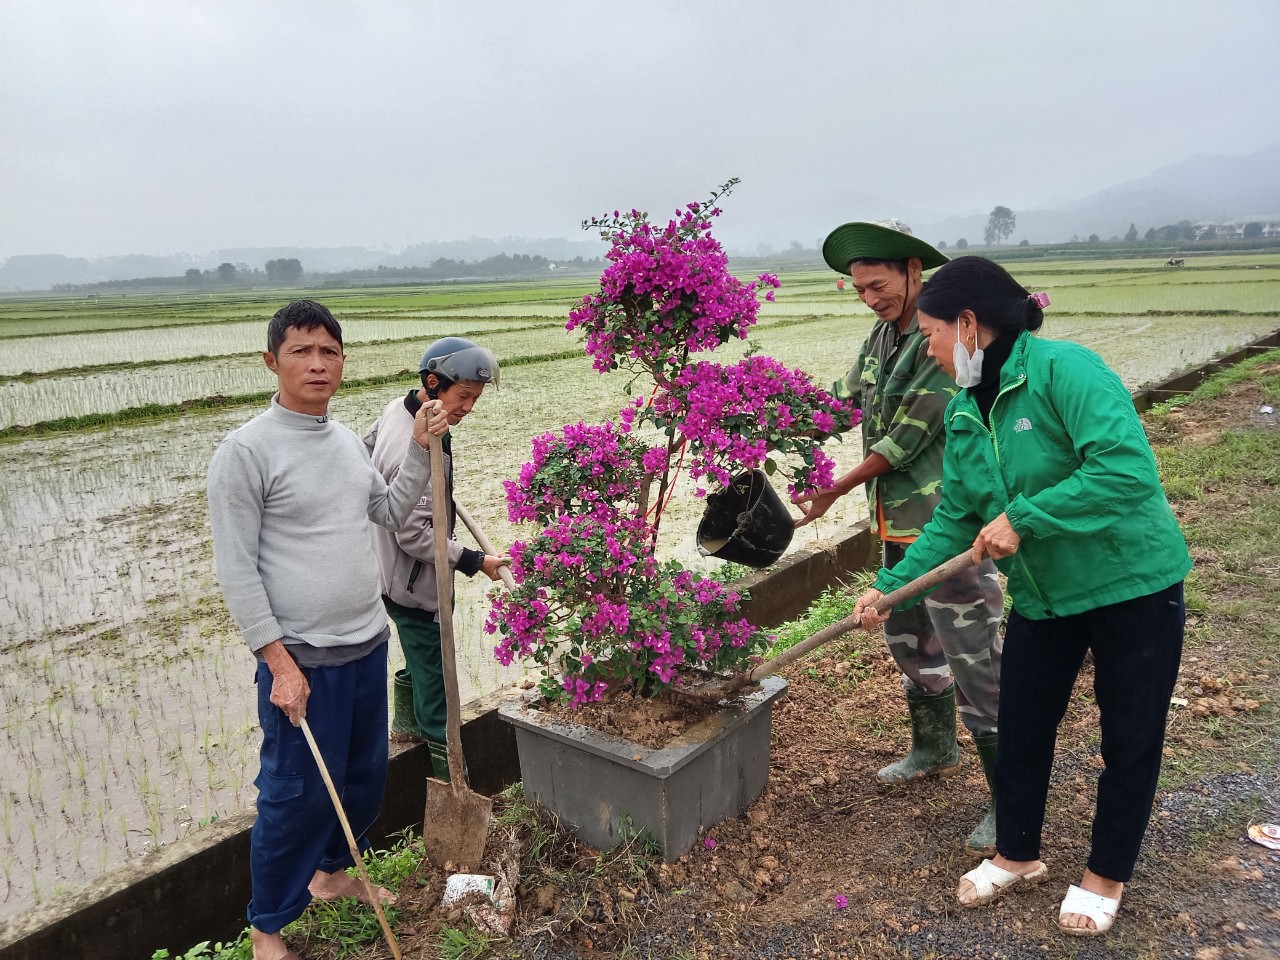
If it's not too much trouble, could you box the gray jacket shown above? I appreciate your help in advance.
[364,393,482,612]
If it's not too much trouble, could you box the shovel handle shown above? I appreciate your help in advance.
[454,499,516,592]
[723,550,978,694]
[429,434,467,789]
[299,717,402,960]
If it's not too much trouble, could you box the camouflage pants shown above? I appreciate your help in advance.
[881,541,1004,738]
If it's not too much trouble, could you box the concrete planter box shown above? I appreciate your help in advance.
[498,676,787,861]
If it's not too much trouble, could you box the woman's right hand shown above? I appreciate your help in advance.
[853,587,888,628]
[973,512,1021,561]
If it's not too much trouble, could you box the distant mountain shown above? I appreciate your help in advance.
[1071,141,1280,218]
[0,253,205,292]
[914,141,1280,246]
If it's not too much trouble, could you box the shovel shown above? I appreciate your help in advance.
[454,499,516,592]
[685,550,978,703]
[422,433,493,868]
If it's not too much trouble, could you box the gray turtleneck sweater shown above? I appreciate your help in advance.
[207,397,430,657]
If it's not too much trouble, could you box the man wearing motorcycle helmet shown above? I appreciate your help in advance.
[363,337,508,778]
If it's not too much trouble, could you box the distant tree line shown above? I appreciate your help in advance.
[330,252,605,283]
[50,251,607,294]
[1120,220,1269,243]
[929,211,1272,254]
[53,263,266,292]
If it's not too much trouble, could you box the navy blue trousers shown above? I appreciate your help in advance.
[996,582,1184,883]
[248,642,389,933]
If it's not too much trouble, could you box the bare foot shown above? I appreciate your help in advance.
[956,854,1046,907]
[250,926,294,960]
[1060,868,1123,931]
[308,868,397,906]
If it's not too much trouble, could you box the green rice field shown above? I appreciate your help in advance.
[0,253,1277,921]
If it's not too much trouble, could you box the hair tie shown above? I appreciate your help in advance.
[1029,291,1050,309]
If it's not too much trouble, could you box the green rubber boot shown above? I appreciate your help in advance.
[427,738,451,783]
[876,686,963,784]
[965,732,998,857]
[390,670,424,741]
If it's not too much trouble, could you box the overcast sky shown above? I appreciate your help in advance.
[2,0,1278,259]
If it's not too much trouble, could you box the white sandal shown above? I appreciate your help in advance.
[957,858,1048,908]
[1057,883,1121,936]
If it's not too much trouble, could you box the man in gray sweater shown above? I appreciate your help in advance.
[207,300,447,960]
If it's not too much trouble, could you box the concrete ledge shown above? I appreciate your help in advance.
[0,690,521,960]
[0,811,256,960]
[1131,328,1280,412]
[736,521,878,628]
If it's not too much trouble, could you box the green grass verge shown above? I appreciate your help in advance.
[1149,346,1280,412]
[764,573,875,660]
[149,832,426,960]
[1147,356,1280,788]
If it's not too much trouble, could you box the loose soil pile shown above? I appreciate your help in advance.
[329,372,1279,960]
[538,677,721,749]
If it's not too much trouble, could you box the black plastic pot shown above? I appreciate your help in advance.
[696,469,795,568]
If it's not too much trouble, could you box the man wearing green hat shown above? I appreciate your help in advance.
[794,220,1004,857]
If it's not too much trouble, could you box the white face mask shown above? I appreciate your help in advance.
[952,337,984,388]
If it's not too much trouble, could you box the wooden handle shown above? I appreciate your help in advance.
[428,434,467,790]
[299,717,402,960]
[454,499,516,592]
[874,550,977,611]
[720,550,977,695]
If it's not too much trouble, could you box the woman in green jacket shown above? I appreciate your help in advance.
[854,257,1190,938]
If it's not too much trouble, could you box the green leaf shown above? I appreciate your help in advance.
[764,458,777,476]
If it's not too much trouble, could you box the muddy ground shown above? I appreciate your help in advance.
[313,373,1280,960]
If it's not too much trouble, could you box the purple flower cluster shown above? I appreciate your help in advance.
[567,197,780,376]
[503,421,660,525]
[486,501,766,705]
[561,676,610,708]
[637,355,860,497]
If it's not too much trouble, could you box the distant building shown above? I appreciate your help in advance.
[1194,218,1280,239]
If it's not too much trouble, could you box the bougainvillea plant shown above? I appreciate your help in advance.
[488,181,859,706]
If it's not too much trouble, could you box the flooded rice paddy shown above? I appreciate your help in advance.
[0,259,1277,922]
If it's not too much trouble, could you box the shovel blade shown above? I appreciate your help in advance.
[423,777,493,869]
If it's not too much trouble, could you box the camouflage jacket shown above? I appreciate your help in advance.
[834,313,957,539]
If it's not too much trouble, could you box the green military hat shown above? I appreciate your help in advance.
[822,218,949,274]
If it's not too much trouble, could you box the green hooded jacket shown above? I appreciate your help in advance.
[874,331,1191,620]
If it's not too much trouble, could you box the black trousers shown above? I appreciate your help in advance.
[996,581,1184,882]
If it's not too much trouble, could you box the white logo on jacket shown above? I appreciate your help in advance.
[1014,418,1033,433]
